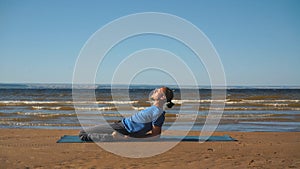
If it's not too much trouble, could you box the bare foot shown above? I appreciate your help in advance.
[112,131,128,140]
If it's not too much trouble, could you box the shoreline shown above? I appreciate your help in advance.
[1,129,299,168]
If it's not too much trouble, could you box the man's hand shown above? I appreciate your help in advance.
[151,125,162,137]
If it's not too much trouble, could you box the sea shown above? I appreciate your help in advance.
[0,83,299,132]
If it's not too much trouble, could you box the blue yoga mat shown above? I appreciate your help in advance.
[56,135,236,143]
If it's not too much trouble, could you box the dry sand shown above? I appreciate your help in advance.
[0,129,299,169]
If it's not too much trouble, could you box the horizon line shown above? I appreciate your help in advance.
[0,83,300,89]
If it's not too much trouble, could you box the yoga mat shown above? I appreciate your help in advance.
[57,135,237,143]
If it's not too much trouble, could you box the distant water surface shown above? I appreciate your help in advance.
[0,83,299,132]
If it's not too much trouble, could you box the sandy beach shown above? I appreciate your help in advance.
[0,129,299,169]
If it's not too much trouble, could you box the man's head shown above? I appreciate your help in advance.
[150,87,174,108]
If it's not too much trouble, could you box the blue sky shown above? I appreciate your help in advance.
[1,0,300,86]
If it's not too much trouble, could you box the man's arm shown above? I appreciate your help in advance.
[140,125,161,139]
[150,125,162,137]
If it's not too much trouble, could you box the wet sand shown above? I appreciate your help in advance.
[0,129,299,169]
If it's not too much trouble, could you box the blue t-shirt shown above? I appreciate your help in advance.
[122,105,165,135]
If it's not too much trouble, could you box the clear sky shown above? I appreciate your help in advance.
[1,0,300,86]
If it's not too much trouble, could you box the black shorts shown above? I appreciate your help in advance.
[110,120,130,135]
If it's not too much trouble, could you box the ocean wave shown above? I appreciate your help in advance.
[96,100,138,104]
[0,100,139,106]
[263,103,289,107]
[1,99,299,105]
[16,112,76,118]
[0,100,73,106]
[10,105,300,112]
[2,111,291,120]
[30,105,146,111]
[30,106,117,111]
[132,106,146,111]
[1,99,300,112]
[31,106,75,111]
[0,121,81,127]
[237,99,300,103]
[172,99,227,104]
[168,112,297,119]
[175,106,300,111]
[220,113,280,118]
[75,106,117,111]
[1,111,123,118]
[172,99,300,104]
[215,107,300,111]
